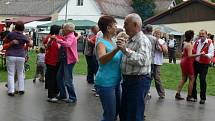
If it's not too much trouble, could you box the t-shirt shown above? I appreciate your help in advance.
[5,31,29,57]
[168,39,175,48]
[154,39,165,65]
[37,53,45,63]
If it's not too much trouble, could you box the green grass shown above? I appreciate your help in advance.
[0,50,37,82]
[0,51,215,96]
[74,54,87,75]
[0,51,87,82]
[160,64,215,96]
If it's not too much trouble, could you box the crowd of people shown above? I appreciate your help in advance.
[82,14,214,121]
[0,12,215,121]
[1,22,79,104]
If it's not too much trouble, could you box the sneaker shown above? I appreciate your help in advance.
[175,93,184,100]
[91,88,96,92]
[95,93,99,97]
[186,96,196,102]
[19,91,25,95]
[159,95,165,99]
[145,93,152,104]
[39,78,45,82]
[146,92,152,100]
[48,97,58,103]
[33,79,36,83]
[8,93,15,96]
[199,100,205,104]
[56,96,67,101]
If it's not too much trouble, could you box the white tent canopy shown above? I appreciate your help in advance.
[25,21,51,30]
[152,25,184,35]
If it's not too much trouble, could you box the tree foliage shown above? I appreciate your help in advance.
[175,0,183,5]
[209,0,215,2]
[132,0,156,21]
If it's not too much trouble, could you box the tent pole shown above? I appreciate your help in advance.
[65,0,68,22]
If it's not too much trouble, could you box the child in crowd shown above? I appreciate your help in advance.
[33,47,45,83]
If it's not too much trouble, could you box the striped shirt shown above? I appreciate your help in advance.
[121,31,152,75]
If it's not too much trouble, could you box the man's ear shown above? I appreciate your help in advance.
[133,22,137,27]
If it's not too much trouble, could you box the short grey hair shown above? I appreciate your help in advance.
[63,22,75,32]
[199,29,207,34]
[144,24,153,33]
[126,13,142,27]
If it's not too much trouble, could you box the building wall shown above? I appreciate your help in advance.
[58,0,101,22]
[151,2,215,24]
[165,20,215,35]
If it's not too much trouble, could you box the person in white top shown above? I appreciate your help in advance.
[152,30,168,98]
[167,34,177,64]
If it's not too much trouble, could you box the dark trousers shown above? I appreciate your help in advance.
[120,75,151,121]
[192,61,209,100]
[46,64,59,98]
[168,48,176,64]
[85,55,98,83]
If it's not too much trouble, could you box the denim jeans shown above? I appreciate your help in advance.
[96,85,120,121]
[120,75,151,121]
[57,59,76,101]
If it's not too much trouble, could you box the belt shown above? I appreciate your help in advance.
[122,74,148,81]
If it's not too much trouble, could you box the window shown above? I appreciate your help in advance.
[77,0,83,6]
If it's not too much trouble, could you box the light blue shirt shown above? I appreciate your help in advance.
[95,38,122,87]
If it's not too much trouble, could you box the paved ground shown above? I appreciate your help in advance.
[0,75,214,121]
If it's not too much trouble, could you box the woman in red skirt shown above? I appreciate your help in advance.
[175,30,202,101]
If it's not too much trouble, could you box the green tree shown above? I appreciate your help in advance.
[132,0,156,21]
[209,0,215,2]
[175,0,183,5]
